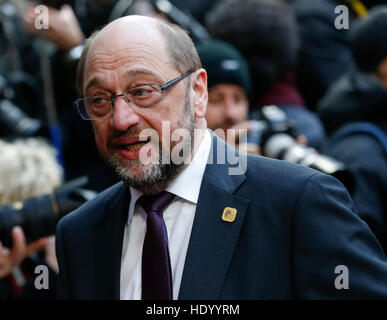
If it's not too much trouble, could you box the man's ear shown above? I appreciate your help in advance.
[191,68,208,118]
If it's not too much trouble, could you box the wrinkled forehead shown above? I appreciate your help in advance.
[85,18,171,76]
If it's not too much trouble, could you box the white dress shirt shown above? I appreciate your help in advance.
[120,129,212,300]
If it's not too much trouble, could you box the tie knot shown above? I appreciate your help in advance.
[138,191,175,216]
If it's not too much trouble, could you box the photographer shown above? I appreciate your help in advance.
[23,0,118,191]
[318,6,387,253]
[197,39,355,194]
[0,138,62,299]
[197,39,308,154]
[196,40,259,154]
[0,1,48,140]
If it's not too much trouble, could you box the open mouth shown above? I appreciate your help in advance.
[123,141,148,151]
[114,136,152,152]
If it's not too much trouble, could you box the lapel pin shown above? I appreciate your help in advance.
[222,207,237,223]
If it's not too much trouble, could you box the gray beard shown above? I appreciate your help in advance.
[105,95,195,195]
[106,151,184,194]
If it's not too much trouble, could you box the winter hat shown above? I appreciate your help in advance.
[196,39,252,95]
[349,6,387,72]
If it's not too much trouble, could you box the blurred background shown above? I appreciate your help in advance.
[0,0,387,299]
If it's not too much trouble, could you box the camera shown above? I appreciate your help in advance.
[246,105,355,193]
[0,99,43,138]
[0,176,96,248]
[0,74,46,138]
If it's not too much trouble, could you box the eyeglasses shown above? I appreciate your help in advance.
[74,71,193,120]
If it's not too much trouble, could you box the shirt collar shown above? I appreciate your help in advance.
[128,187,144,223]
[165,128,212,204]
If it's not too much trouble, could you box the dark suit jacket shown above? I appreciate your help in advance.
[56,134,387,299]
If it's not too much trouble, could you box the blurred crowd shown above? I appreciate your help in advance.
[0,0,387,299]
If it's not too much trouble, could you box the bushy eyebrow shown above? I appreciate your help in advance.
[125,68,164,84]
[84,76,105,93]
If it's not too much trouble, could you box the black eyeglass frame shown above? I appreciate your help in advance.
[75,70,194,120]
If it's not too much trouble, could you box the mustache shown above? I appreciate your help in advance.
[107,126,144,147]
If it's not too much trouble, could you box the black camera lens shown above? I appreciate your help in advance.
[0,177,96,248]
[0,194,56,248]
[0,99,42,137]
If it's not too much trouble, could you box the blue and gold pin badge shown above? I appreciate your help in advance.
[222,207,237,223]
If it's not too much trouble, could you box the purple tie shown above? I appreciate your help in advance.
[138,191,175,300]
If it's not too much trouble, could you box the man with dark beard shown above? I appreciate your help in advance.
[56,15,387,300]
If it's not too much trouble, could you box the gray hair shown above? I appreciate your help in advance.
[76,19,202,94]
[0,138,63,206]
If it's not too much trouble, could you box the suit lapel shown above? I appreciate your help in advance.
[92,182,130,299]
[178,134,250,299]
[90,134,249,299]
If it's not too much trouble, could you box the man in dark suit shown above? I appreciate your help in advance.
[56,15,387,299]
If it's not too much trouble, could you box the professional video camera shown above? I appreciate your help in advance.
[246,105,355,193]
[0,176,96,248]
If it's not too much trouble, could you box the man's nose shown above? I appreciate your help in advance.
[110,97,140,132]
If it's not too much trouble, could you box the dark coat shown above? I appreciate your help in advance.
[56,134,387,299]
[318,71,387,134]
[318,71,387,253]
